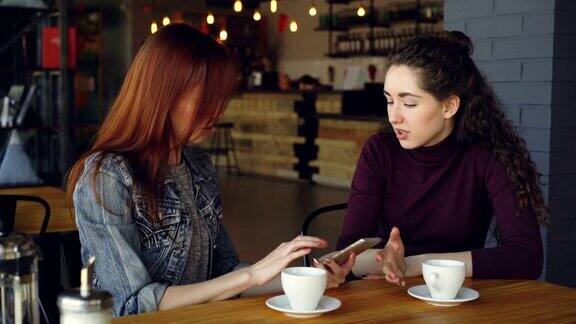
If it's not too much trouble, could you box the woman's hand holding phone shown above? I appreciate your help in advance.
[312,237,381,289]
[313,253,356,289]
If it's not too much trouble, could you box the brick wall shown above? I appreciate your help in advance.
[444,0,576,287]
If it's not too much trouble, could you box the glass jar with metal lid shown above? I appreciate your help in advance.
[58,257,113,324]
[0,217,40,324]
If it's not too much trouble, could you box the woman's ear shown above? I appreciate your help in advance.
[442,95,460,119]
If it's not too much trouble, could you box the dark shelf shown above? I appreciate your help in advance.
[30,67,77,72]
[367,23,391,29]
[326,0,351,4]
[0,125,59,132]
[315,26,349,32]
[325,51,390,58]
[326,0,376,4]
[326,52,350,58]
[0,6,52,12]
[319,0,444,61]
[316,23,391,32]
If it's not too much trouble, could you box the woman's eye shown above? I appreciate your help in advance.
[387,101,394,105]
[404,103,417,108]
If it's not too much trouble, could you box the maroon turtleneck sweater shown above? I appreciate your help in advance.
[337,132,543,279]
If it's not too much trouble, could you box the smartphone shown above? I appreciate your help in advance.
[330,237,382,265]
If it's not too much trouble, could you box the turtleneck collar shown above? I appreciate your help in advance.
[404,131,460,165]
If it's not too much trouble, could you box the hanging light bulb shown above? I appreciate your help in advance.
[162,16,171,25]
[206,12,215,25]
[290,19,298,32]
[270,0,278,13]
[234,0,242,12]
[219,29,228,41]
[150,22,158,34]
[253,9,262,21]
[357,5,366,17]
[309,5,317,16]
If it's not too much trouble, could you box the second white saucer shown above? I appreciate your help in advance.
[407,285,480,307]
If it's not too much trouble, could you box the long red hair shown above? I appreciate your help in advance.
[66,23,238,221]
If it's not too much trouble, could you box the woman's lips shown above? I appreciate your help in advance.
[394,128,409,140]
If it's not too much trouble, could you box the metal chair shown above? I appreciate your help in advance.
[300,203,347,267]
[0,194,50,237]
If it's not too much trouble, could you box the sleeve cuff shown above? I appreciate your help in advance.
[136,282,169,314]
[471,248,495,279]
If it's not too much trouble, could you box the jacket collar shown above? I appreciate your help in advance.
[163,146,212,185]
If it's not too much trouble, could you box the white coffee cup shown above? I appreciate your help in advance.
[422,259,465,300]
[281,267,327,311]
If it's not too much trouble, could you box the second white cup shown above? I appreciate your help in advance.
[281,267,327,311]
[422,259,465,300]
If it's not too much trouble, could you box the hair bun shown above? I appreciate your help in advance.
[441,31,473,57]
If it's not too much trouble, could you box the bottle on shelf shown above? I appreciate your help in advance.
[377,7,391,26]
[318,14,325,29]
[392,30,399,52]
[358,33,365,54]
[374,32,381,54]
[365,32,373,54]
[336,34,343,55]
[389,2,398,21]
[434,1,444,21]
[351,34,358,54]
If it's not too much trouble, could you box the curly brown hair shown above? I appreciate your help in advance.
[388,31,549,225]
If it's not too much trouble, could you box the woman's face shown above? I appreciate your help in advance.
[384,64,459,149]
[170,87,213,145]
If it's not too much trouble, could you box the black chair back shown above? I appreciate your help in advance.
[300,203,347,267]
[0,194,50,238]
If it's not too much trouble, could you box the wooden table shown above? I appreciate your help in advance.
[0,186,76,234]
[113,277,576,323]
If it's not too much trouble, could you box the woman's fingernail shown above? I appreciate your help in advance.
[313,258,319,265]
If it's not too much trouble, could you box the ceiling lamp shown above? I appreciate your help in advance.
[234,0,242,12]
[207,12,215,24]
[253,10,262,21]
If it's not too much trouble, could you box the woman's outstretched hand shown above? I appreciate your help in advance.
[364,227,406,286]
[247,235,328,286]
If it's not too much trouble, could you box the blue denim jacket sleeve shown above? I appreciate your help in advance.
[73,155,168,316]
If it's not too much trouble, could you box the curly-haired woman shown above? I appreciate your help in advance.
[320,31,547,285]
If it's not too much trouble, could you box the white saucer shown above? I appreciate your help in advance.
[407,285,479,307]
[265,295,341,318]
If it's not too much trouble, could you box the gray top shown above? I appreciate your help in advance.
[164,162,210,285]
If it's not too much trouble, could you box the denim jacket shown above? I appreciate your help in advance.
[73,146,243,316]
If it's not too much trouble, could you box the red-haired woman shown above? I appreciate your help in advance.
[66,24,351,317]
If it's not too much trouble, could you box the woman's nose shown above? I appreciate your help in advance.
[388,104,403,125]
